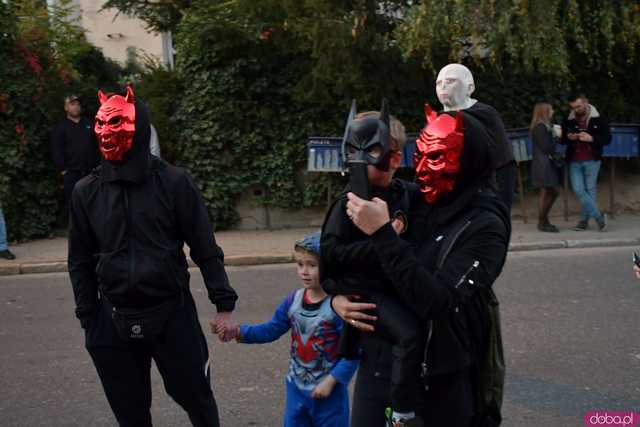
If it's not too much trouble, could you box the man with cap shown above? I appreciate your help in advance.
[52,94,100,208]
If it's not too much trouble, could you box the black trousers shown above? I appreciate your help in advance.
[85,292,220,427]
[341,292,421,413]
[351,367,474,427]
[63,170,89,208]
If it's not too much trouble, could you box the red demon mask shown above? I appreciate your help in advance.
[95,86,136,162]
[414,104,464,204]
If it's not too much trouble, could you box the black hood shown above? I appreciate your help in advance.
[100,99,151,183]
[464,101,511,168]
[436,110,497,206]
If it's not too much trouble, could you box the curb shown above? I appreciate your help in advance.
[1,239,639,277]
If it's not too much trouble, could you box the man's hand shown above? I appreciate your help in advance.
[311,375,337,399]
[567,133,579,141]
[578,131,593,143]
[331,295,377,332]
[210,311,237,342]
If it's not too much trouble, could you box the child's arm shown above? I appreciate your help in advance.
[328,317,359,385]
[237,294,292,344]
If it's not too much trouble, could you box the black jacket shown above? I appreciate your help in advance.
[68,100,237,327]
[320,179,413,295]
[560,109,611,161]
[358,188,511,378]
[52,117,100,173]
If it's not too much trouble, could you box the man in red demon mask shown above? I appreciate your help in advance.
[68,86,238,427]
[330,105,511,427]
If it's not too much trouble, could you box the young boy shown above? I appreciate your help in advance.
[321,106,424,427]
[227,231,357,427]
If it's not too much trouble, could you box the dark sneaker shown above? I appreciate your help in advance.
[0,249,16,260]
[597,214,608,232]
[389,418,424,427]
[386,413,424,427]
[538,223,559,233]
[573,220,588,231]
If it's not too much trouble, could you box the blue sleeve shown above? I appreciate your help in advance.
[329,317,359,385]
[239,295,291,344]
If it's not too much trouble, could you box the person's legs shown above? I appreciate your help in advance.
[152,292,220,427]
[538,188,559,232]
[63,171,83,208]
[369,294,422,415]
[569,162,590,223]
[583,160,604,222]
[0,208,8,250]
[351,369,391,427]
[310,382,350,427]
[86,300,153,427]
[417,369,474,427]
[283,380,313,427]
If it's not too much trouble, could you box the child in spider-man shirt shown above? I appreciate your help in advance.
[226,231,357,427]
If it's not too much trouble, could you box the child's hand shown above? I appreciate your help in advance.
[391,217,406,235]
[210,312,237,342]
[311,375,337,399]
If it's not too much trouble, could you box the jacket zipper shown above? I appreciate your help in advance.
[123,187,135,293]
[422,259,480,389]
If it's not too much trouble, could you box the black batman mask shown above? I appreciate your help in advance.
[341,99,392,172]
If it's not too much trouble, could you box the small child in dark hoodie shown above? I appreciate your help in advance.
[321,107,424,427]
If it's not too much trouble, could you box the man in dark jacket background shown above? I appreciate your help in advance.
[68,86,237,427]
[560,94,611,231]
[51,95,100,207]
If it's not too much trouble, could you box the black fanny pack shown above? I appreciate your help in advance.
[110,293,184,342]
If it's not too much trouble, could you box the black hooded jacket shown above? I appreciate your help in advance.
[356,111,511,378]
[68,98,237,326]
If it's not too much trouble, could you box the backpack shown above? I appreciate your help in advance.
[433,210,505,427]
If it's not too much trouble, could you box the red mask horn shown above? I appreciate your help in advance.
[424,103,437,124]
[124,85,135,104]
[98,90,108,105]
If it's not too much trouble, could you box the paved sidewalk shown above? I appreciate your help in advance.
[1,214,638,276]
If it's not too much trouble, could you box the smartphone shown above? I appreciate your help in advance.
[349,161,370,200]
[633,252,640,268]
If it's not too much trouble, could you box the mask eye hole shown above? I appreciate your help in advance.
[427,151,443,162]
[96,119,104,126]
[366,145,382,159]
[107,117,121,126]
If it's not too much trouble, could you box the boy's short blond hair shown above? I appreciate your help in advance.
[353,111,407,152]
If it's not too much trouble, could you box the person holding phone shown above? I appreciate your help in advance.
[560,94,611,231]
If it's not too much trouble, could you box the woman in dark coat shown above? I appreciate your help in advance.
[530,102,561,232]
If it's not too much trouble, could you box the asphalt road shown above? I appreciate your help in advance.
[0,247,639,427]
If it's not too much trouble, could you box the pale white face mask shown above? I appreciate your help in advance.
[435,64,478,111]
